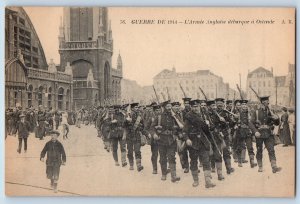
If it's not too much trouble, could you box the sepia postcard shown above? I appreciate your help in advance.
[5,7,295,197]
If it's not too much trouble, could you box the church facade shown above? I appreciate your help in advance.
[58,7,122,108]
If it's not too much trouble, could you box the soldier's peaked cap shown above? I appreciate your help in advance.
[171,102,181,106]
[240,99,249,104]
[130,103,139,108]
[199,99,207,104]
[260,96,270,102]
[182,97,192,102]
[161,100,171,107]
[215,98,225,103]
[226,100,233,104]
[190,100,199,106]
[207,100,216,106]
[234,99,241,105]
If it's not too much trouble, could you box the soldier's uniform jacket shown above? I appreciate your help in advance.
[101,114,112,139]
[207,110,225,144]
[183,111,211,150]
[109,111,125,139]
[40,140,66,166]
[153,110,178,146]
[124,111,144,141]
[236,109,254,138]
[250,106,280,138]
[149,112,161,145]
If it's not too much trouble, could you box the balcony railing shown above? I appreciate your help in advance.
[27,67,72,83]
[59,40,113,51]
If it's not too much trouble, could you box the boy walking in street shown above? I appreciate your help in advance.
[40,130,66,193]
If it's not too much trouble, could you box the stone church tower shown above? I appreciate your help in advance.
[58,7,122,108]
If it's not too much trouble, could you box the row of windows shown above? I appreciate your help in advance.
[249,80,272,88]
[156,78,216,85]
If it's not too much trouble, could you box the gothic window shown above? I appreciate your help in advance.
[58,87,64,110]
[28,85,33,107]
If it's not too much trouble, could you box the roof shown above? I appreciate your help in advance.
[248,67,273,78]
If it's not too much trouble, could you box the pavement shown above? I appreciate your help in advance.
[5,124,295,197]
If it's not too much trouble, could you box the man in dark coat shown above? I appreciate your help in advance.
[124,103,145,172]
[152,100,180,182]
[235,100,257,168]
[250,96,281,173]
[110,105,127,167]
[17,113,30,153]
[40,130,66,193]
[183,100,216,188]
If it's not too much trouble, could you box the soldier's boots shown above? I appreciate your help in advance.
[121,152,127,167]
[152,169,158,174]
[53,182,58,193]
[115,161,120,166]
[50,179,54,188]
[17,148,21,154]
[161,175,167,181]
[233,151,238,163]
[271,160,282,173]
[238,156,243,167]
[184,168,189,173]
[241,149,248,163]
[249,155,257,168]
[170,164,180,183]
[216,162,225,180]
[136,159,144,172]
[257,160,263,172]
[225,159,235,174]
[191,170,199,187]
[129,160,134,170]
[204,170,216,188]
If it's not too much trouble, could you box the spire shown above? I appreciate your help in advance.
[117,51,122,69]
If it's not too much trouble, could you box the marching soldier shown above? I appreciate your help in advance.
[207,100,226,180]
[235,99,257,168]
[110,105,127,167]
[152,100,180,182]
[180,97,192,173]
[250,96,281,173]
[215,98,235,175]
[183,100,216,188]
[124,103,145,172]
[149,104,162,174]
[101,106,114,152]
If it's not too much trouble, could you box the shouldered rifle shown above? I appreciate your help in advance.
[198,87,208,101]
[236,84,244,100]
[179,83,187,98]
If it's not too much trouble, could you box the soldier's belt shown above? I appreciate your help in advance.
[258,125,270,129]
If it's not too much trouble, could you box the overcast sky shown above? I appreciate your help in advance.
[24,7,295,91]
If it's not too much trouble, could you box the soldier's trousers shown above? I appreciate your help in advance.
[151,144,159,170]
[158,142,177,175]
[111,137,126,162]
[179,148,189,169]
[223,138,231,161]
[189,147,211,171]
[236,136,255,158]
[127,140,141,166]
[210,141,223,168]
[46,164,61,181]
[256,136,276,162]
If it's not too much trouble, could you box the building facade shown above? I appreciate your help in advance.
[58,7,122,108]
[153,67,232,102]
[246,65,295,107]
[5,7,73,110]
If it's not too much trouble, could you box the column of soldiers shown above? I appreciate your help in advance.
[95,94,282,188]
